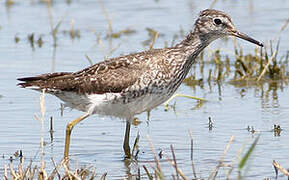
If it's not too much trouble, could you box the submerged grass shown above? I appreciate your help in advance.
[1,99,266,180]
[3,157,99,179]
[4,128,277,179]
[3,91,100,179]
[5,2,289,179]
[238,135,260,171]
[183,42,289,90]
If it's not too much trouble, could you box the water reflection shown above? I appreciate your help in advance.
[260,81,280,109]
[184,74,284,108]
[123,159,140,179]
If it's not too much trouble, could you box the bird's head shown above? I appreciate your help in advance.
[194,9,263,47]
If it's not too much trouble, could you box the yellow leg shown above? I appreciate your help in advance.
[164,93,207,107]
[64,113,90,159]
[123,121,131,158]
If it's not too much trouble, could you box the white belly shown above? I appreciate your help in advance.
[54,91,172,120]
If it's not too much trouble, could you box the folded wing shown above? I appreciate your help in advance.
[18,57,144,94]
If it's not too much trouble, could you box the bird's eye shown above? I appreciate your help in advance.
[214,18,222,25]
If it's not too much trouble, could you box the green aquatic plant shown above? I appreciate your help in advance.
[108,28,137,39]
[238,135,260,176]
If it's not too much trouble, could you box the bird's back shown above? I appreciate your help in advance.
[18,47,187,118]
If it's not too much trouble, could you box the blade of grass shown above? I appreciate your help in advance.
[238,134,260,170]
[257,51,277,81]
[143,165,153,180]
[170,145,180,180]
[163,151,188,180]
[164,93,207,107]
[147,135,165,179]
[209,135,235,179]
[188,130,197,179]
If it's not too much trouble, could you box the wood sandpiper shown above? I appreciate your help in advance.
[18,9,263,159]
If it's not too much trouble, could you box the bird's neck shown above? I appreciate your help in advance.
[174,30,212,71]
[175,30,211,58]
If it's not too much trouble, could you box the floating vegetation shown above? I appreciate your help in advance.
[13,150,22,159]
[27,33,35,49]
[183,42,289,91]
[5,0,14,7]
[37,36,44,48]
[142,28,163,49]
[62,28,81,40]
[273,124,282,136]
[62,19,81,40]
[208,117,213,130]
[183,76,204,88]
[14,34,20,43]
[247,126,256,134]
[27,33,45,50]
[107,28,136,39]
[230,41,289,87]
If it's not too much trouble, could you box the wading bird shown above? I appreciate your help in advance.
[18,9,263,159]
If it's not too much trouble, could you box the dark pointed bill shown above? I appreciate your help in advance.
[231,31,263,47]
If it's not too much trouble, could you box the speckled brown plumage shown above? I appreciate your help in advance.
[18,9,263,158]
[18,9,262,100]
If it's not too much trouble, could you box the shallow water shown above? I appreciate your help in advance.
[0,0,289,179]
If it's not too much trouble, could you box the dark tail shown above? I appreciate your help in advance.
[17,72,71,88]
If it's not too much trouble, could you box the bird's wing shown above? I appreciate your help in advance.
[17,55,146,94]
